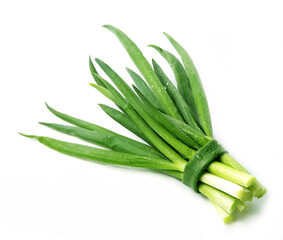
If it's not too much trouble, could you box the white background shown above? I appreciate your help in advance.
[1,0,282,239]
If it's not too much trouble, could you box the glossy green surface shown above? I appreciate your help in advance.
[164,33,213,137]
[150,45,199,121]
[95,70,187,170]
[183,140,226,192]
[40,122,160,158]
[20,134,177,170]
[103,25,182,121]
[95,58,194,162]
[98,104,149,143]
[133,85,199,150]
[152,59,202,132]
[45,103,160,156]
[127,68,163,111]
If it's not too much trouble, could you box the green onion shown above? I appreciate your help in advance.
[211,201,234,224]
[207,162,256,188]
[161,114,211,146]
[237,201,248,212]
[126,68,164,111]
[96,71,188,170]
[98,104,150,143]
[39,122,161,158]
[152,59,203,132]
[199,173,252,201]
[45,103,161,157]
[21,26,266,223]
[20,134,176,170]
[133,85,200,149]
[164,33,213,137]
[103,25,182,121]
[89,83,117,103]
[149,45,199,122]
[198,183,238,214]
[95,58,195,160]
[89,56,107,88]
[220,153,266,198]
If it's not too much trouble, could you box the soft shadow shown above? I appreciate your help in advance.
[234,193,269,222]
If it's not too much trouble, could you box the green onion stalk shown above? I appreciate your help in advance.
[21,25,266,223]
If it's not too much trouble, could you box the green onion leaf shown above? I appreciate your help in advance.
[20,134,177,170]
[89,56,107,88]
[39,122,162,158]
[164,33,213,137]
[94,68,187,170]
[103,25,183,121]
[98,104,149,144]
[45,103,161,157]
[95,58,195,161]
[133,85,200,150]
[152,59,203,132]
[89,83,117,103]
[149,45,199,121]
[126,68,163,111]
[162,114,211,147]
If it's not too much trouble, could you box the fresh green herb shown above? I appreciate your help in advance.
[95,58,195,161]
[103,25,183,121]
[89,57,107,88]
[133,85,200,149]
[89,83,116,103]
[98,104,150,143]
[20,134,175,170]
[126,68,164,111]
[39,122,161,158]
[164,33,213,137]
[149,45,199,122]
[21,26,266,223]
[152,59,202,132]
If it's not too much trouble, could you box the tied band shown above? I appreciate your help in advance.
[182,140,227,192]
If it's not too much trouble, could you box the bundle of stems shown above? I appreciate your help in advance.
[21,25,266,223]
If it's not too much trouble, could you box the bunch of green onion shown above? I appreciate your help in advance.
[21,25,266,223]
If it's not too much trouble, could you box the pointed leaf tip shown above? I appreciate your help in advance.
[125,67,131,72]
[102,24,115,30]
[148,44,160,50]
[102,25,119,34]
[38,122,49,127]
[163,33,175,44]
[98,103,107,110]
[19,133,39,140]
[18,132,27,137]
[45,102,52,110]
[163,32,170,38]
[45,102,58,115]
[94,58,104,65]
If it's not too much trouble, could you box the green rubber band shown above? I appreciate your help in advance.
[182,140,227,192]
